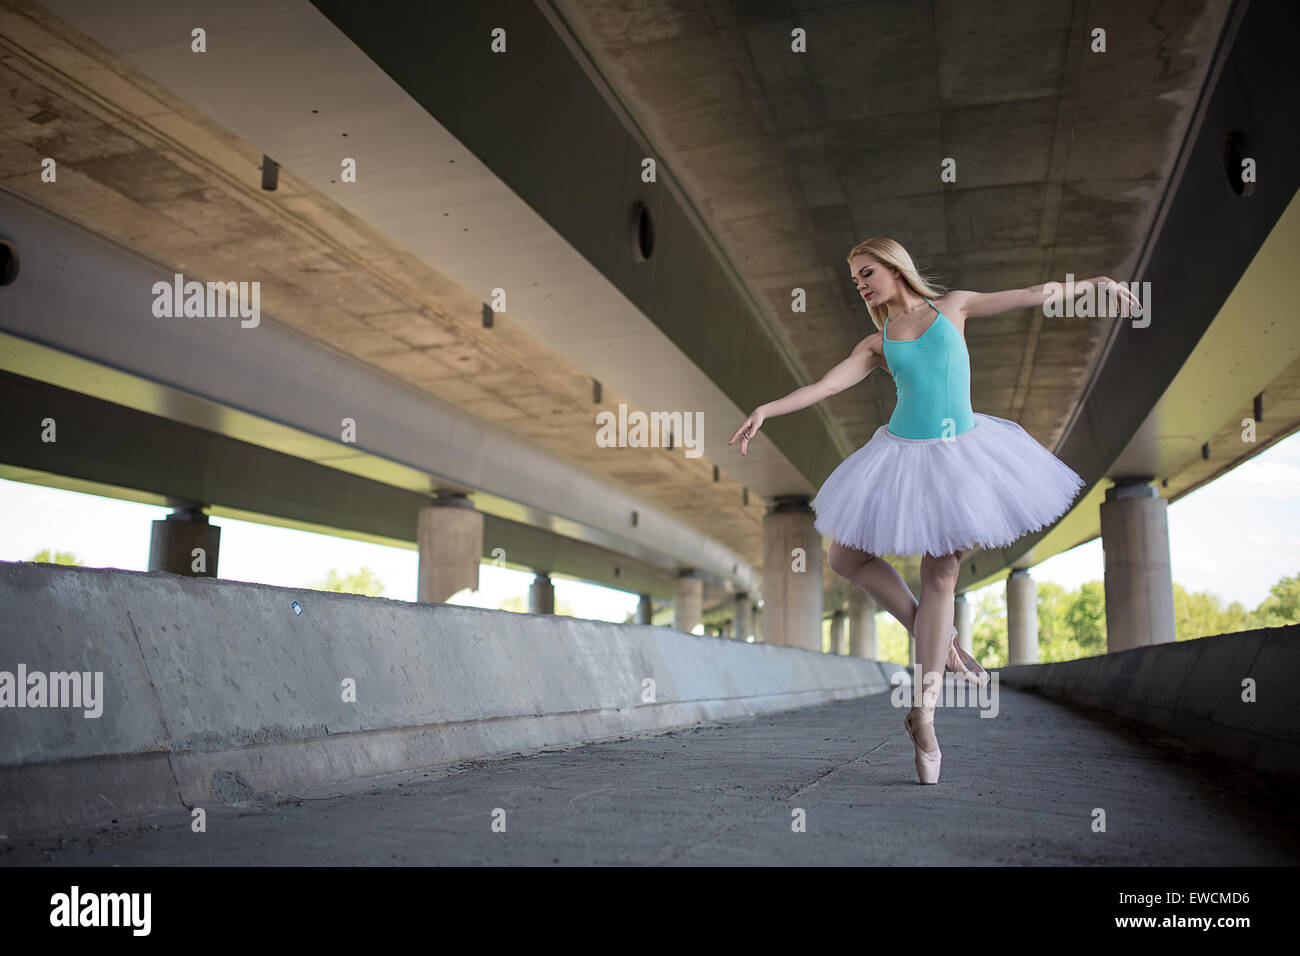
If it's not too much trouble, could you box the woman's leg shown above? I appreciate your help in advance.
[826,540,923,633]
[908,548,963,754]
[826,542,966,654]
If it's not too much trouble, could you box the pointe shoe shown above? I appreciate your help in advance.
[945,627,989,687]
[904,708,941,784]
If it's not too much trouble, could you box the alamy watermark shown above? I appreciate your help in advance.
[0,664,103,718]
[891,668,999,717]
[50,885,150,935]
[596,403,704,459]
[1044,274,1149,326]
[151,272,260,328]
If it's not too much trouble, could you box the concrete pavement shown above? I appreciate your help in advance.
[5,680,1298,866]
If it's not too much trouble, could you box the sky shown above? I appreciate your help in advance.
[1,428,1297,620]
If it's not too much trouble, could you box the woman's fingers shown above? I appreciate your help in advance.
[733,420,758,455]
[1095,279,1143,316]
[730,419,754,452]
[1112,284,1141,316]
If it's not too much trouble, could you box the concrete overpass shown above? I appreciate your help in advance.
[2,0,1298,652]
[1,0,1299,865]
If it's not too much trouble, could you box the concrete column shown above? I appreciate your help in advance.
[955,592,973,655]
[417,495,483,603]
[761,496,822,650]
[148,503,220,577]
[829,609,846,655]
[676,570,703,634]
[734,592,752,641]
[753,606,764,643]
[636,593,653,625]
[1006,568,1038,664]
[529,572,555,615]
[1100,479,1177,652]
[849,588,877,658]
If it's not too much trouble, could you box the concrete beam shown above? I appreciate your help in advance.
[0,369,694,599]
[35,0,837,500]
[0,191,759,598]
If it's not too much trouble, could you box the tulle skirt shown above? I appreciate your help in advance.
[810,412,1086,557]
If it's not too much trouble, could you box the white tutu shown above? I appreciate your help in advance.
[810,412,1086,557]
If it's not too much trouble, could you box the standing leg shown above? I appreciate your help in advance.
[907,548,962,755]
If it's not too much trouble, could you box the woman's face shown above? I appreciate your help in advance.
[849,254,898,308]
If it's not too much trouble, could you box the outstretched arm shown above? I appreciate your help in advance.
[730,337,883,455]
[945,277,1142,320]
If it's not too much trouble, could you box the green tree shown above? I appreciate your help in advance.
[970,589,1008,668]
[310,566,385,596]
[876,611,910,664]
[1248,572,1300,628]
[1035,579,1107,661]
[1064,580,1107,654]
[1173,582,1252,640]
[28,549,83,565]
[1034,580,1071,660]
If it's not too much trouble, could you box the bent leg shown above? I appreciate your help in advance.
[827,541,923,635]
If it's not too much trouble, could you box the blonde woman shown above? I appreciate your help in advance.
[731,238,1139,784]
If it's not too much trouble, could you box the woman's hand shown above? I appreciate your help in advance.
[729,408,766,456]
[1082,276,1144,317]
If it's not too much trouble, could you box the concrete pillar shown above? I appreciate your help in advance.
[753,606,764,643]
[676,570,703,633]
[529,572,555,615]
[955,592,973,655]
[849,588,877,658]
[829,609,846,655]
[1101,479,1177,652]
[1006,568,1038,664]
[636,594,653,625]
[761,496,822,650]
[734,592,752,641]
[148,504,220,577]
[417,494,483,603]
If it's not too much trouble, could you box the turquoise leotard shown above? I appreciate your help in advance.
[882,298,977,440]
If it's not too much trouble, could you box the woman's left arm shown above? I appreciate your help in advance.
[944,277,1140,320]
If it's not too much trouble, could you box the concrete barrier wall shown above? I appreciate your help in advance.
[998,624,1300,780]
[0,561,903,835]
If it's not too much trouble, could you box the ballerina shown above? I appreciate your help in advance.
[729,237,1140,783]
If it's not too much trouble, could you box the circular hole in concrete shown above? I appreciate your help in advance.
[1223,130,1253,197]
[629,201,654,262]
[0,240,18,286]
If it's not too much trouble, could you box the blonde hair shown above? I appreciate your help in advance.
[845,238,947,331]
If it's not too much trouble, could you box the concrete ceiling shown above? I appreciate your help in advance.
[0,0,777,599]
[550,0,1231,449]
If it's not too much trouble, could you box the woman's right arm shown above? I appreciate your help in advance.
[730,335,884,455]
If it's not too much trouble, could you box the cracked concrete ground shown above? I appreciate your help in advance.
[3,683,1297,866]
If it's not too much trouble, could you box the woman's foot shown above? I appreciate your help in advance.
[945,627,989,686]
[920,624,965,676]
[904,707,941,784]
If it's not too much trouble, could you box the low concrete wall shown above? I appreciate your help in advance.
[998,624,1300,779]
[0,562,903,835]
